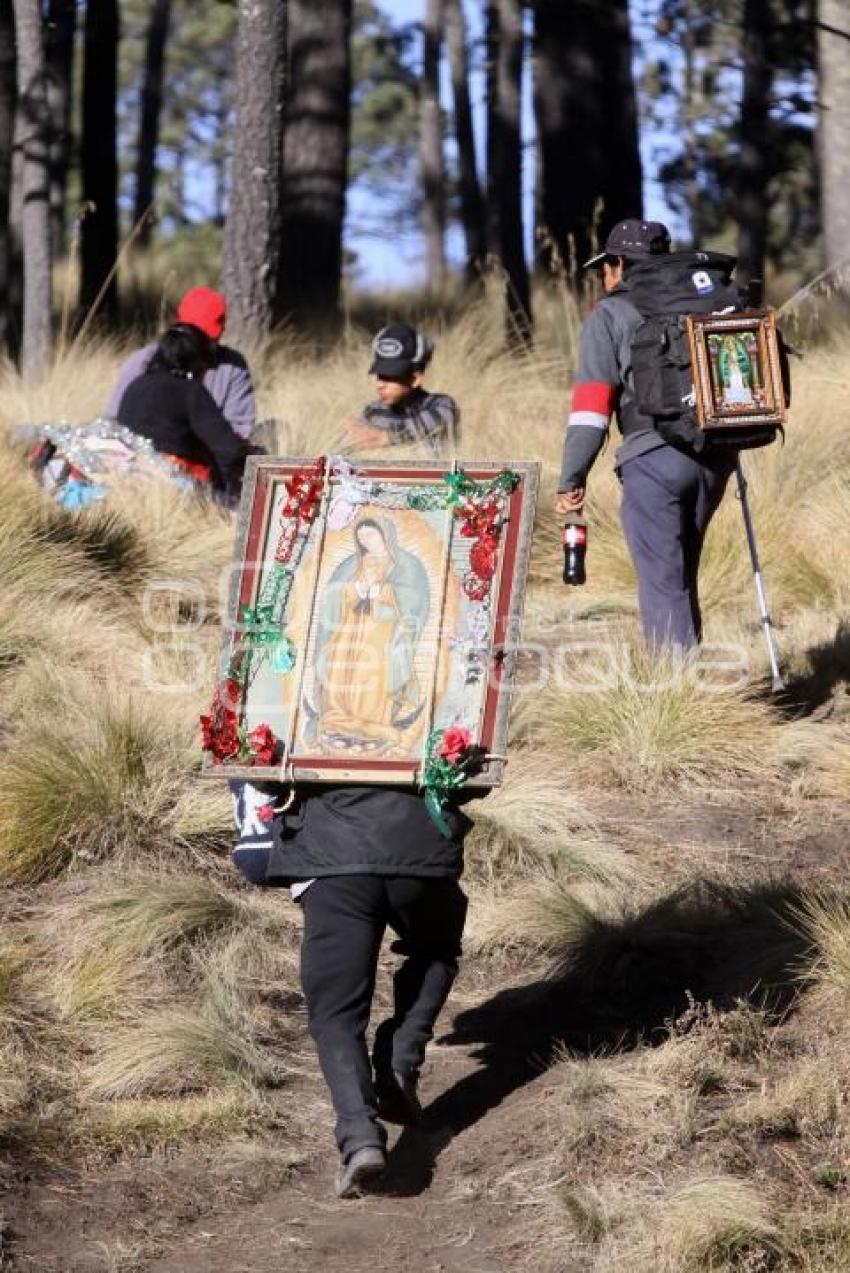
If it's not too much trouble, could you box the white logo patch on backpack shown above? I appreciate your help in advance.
[692,270,715,295]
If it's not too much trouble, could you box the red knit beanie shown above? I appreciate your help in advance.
[175,288,227,341]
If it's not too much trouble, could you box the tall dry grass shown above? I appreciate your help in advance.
[2,287,850,1252]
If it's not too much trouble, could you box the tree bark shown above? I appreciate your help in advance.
[133,0,172,246]
[737,0,772,294]
[79,0,119,323]
[45,0,76,259]
[534,0,642,275]
[818,0,850,270]
[276,0,352,329]
[222,0,287,344]
[444,0,485,284]
[491,0,531,340]
[0,0,16,351]
[12,0,52,376]
[420,0,446,291]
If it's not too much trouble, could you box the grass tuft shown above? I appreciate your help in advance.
[84,988,283,1099]
[793,890,850,1004]
[513,647,799,791]
[42,872,251,1019]
[67,1091,272,1158]
[0,684,200,884]
[648,1175,786,1271]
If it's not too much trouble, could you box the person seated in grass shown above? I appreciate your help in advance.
[116,323,262,496]
[105,287,257,440]
[345,323,460,455]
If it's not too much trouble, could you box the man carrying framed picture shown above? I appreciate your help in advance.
[555,219,739,650]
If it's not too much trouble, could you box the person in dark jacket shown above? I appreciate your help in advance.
[555,219,735,648]
[345,323,460,455]
[105,287,257,439]
[230,779,472,1198]
[117,324,260,494]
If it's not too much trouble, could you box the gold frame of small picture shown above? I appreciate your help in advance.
[686,309,786,431]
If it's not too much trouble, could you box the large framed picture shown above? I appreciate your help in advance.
[201,456,539,788]
[686,309,786,431]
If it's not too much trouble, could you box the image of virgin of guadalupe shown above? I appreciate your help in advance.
[307,516,431,753]
[716,333,757,407]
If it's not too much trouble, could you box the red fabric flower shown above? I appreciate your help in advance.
[247,723,278,765]
[257,802,276,824]
[200,700,241,763]
[438,726,472,765]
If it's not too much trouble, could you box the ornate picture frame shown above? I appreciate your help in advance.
[201,456,540,788]
[686,309,786,431]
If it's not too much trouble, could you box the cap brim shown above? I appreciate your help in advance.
[369,358,415,378]
[582,251,606,270]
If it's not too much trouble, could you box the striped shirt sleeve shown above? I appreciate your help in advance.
[558,307,620,490]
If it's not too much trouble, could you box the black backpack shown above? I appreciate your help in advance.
[626,251,788,453]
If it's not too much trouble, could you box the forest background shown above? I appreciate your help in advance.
[2,0,849,374]
[3,4,850,1271]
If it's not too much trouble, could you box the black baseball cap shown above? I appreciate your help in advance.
[369,323,434,378]
[583,219,671,269]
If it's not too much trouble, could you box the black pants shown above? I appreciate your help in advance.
[299,875,467,1161]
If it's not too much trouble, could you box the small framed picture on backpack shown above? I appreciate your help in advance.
[686,309,787,433]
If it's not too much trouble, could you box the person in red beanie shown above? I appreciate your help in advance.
[104,287,257,439]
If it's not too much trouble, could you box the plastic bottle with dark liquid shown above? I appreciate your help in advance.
[562,515,587,586]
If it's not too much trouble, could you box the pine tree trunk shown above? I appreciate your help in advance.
[0,0,16,352]
[484,0,499,256]
[79,0,119,323]
[818,0,850,270]
[12,0,52,377]
[276,0,352,329]
[420,0,446,291]
[133,0,171,246]
[534,0,642,274]
[444,0,485,284]
[45,0,76,259]
[222,0,287,344]
[737,0,772,295]
[602,0,642,230]
[213,100,228,228]
[492,0,531,340]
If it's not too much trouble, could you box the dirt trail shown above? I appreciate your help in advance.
[5,995,560,1273]
[6,796,850,1273]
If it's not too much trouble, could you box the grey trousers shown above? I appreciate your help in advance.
[619,446,735,648]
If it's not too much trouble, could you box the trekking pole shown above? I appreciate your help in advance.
[734,457,784,692]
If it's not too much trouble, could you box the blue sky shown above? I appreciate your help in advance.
[351,0,674,289]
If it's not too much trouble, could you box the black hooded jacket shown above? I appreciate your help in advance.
[266,785,473,883]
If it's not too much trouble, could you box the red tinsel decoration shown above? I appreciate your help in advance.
[454,491,506,601]
[274,458,326,563]
[201,460,325,766]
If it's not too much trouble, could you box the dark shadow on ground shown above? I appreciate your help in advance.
[384,877,813,1197]
[774,622,850,717]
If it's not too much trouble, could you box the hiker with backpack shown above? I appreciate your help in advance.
[556,219,751,650]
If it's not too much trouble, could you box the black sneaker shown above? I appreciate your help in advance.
[334,1145,387,1198]
[375,1069,423,1127]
